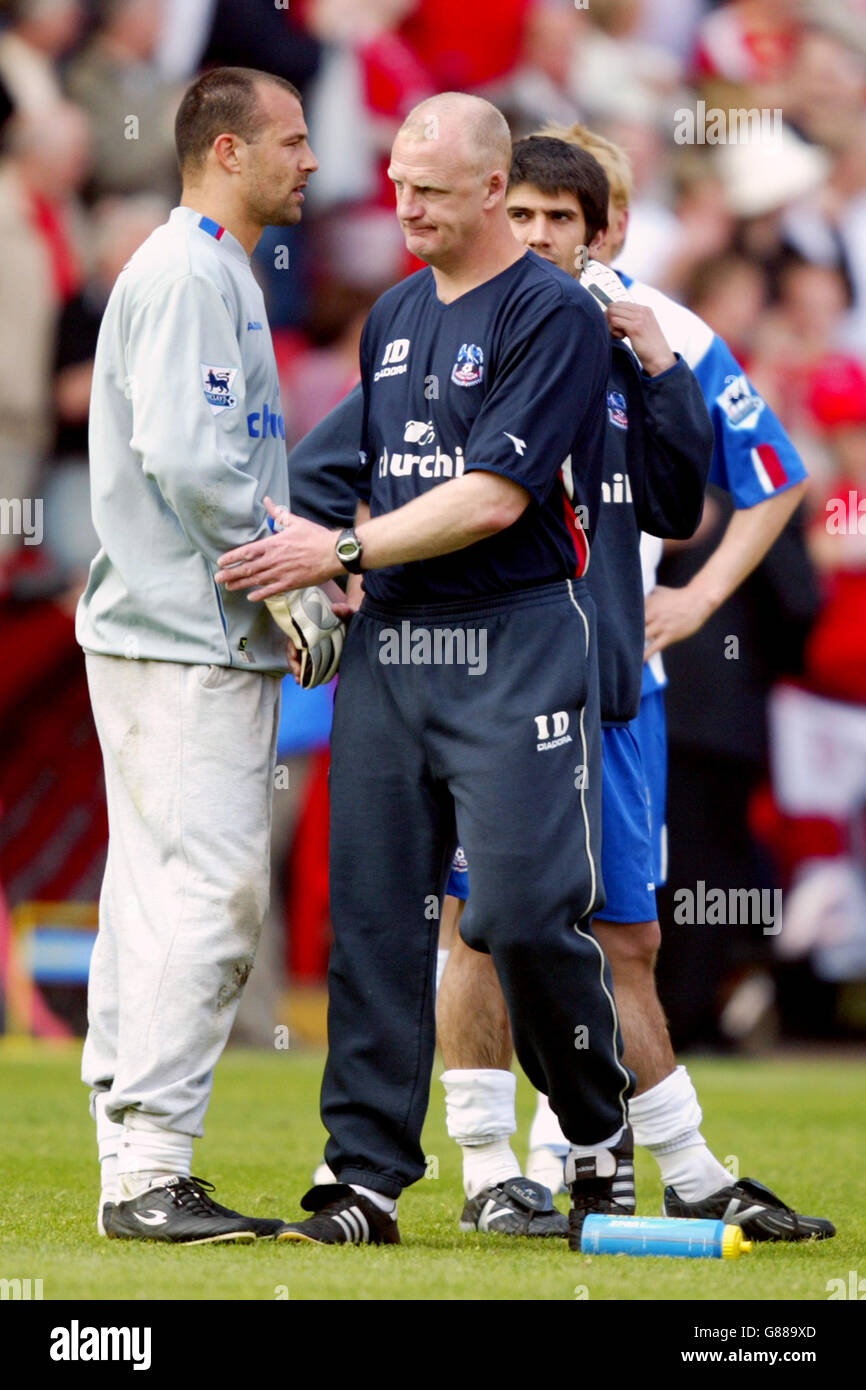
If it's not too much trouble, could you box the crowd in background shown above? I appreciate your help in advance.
[2,0,866,1047]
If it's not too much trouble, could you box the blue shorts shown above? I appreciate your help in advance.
[445,844,469,901]
[631,686,667,888]
[595,723,656,923]
[444,687,668,919]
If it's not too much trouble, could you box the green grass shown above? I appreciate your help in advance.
[0,1044,861,1301]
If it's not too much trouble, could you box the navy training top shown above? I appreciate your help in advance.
[355,250,610,604]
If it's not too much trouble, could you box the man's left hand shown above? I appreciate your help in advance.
[216,498,342,599]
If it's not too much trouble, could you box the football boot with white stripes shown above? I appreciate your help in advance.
[459,1176,568,1236]
[566,1125,636,1251]
[664,1177,835,1242]
[276,1184,400,1245]
[103,1175,285,1244]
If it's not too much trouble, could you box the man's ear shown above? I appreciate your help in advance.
[484,168,508,208]
[588,227,607,257]
[213,132,244,176]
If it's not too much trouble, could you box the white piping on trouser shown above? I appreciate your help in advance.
[566,577,590,656]
[566,576,630,1123]
[575,919,632,1122]
[565,578,595,913]
[577,704,596,915]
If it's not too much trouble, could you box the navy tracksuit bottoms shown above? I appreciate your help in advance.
[322,579,634,1198]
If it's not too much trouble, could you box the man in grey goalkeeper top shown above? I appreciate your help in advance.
[76,67,317,1245]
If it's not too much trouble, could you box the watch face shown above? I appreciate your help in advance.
[337,537,360,560]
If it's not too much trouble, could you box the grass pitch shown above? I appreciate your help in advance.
[0,1044,861,1302]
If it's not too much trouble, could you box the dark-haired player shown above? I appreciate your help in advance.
[439,131,833,1243]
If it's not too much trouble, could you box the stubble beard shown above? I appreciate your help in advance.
[247,177,303,229]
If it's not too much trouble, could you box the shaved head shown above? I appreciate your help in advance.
[388,91,522,287]
[397,92,512,178]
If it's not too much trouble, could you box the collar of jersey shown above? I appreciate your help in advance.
[170,206,249,265]
[428,251,530,308]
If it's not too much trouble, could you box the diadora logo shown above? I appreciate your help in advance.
[404,419,435,445]
[378,442,464,479]
[375,338,411,382]
[601,472,633,504]
[534,711,572,751]
[451,342,484,387]
[504,432,526,456]
[247,402,285,439]
[247,320,263,330]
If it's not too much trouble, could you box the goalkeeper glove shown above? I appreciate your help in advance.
[265,586,346,689]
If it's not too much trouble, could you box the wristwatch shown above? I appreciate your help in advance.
[335,527,364,574]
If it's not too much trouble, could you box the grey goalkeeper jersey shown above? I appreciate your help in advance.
[77,206,289,672]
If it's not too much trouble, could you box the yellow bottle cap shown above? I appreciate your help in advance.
[722,1224,753,1258]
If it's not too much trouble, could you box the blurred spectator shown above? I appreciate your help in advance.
[156,0,320,90]
[713,122,830,299]
[650,165,739,301]
[0,0,82,113]
[64,0,181,202]
[683,252,768,365]
[497,2,587,134]
[0,101,89,568]
[803,359,866,704]
[44,194,169,584]
[748,261,856,446]
[301,0,429,214]
[694,0,802,90]
[397,0,533,91]
[281,281,378,446]
[570,0,683,126]
[783,23,866,152]
[782,118,866,355]
[656,487,820,1049]
[633,0,705,65]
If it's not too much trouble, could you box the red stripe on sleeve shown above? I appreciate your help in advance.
[755,443,788,490]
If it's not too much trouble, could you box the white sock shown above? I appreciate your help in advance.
[91,1091,123,1204]
[442,1068,521,1199]
[566,1123,627,1167]
[528,1090,569,1155]
[116,1114,194,1200]
[435,948,450,995]
[628,1066,730,1202]
[461,1137,523,1198]
[350,1184,397,1216]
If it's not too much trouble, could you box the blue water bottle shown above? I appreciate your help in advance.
[580,1214,752,1258]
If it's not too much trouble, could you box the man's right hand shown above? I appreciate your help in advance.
[606,302,676,378]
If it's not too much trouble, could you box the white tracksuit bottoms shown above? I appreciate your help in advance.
[82,654,281,1135]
